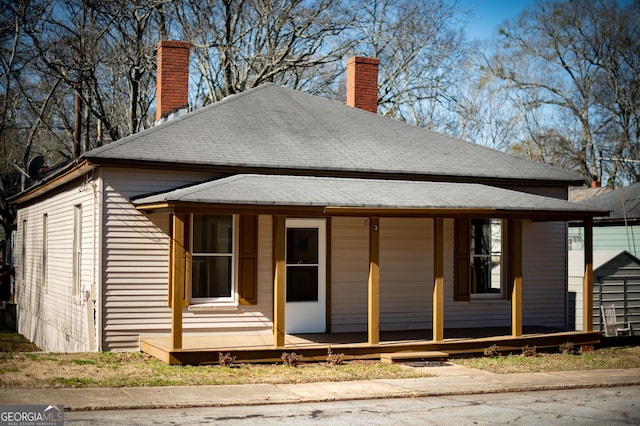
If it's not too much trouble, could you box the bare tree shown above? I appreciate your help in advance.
[175,0,356,106]
[24,0,169,149]
[346,0,467,130]
[451,57,521,152]
[101,0,169,135]
[486,0,640,186]
[0,0,50,237]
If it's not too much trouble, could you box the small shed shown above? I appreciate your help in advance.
[593,251,640,335]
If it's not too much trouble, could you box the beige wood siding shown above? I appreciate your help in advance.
[331,218,568,332]
[179,215,273,334]
[330,217,369,332]
[442,219,510,327]
[444,220,568,329]
[379,218,432,331]
[101,168,274,350]
[15,178,98,352]
[521,221,568,328]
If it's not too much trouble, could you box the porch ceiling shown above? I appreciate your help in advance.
[133,174,608,220]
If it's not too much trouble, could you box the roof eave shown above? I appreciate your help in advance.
[88,157,583,188]
[135,201,605,221]
[9,160,96,206]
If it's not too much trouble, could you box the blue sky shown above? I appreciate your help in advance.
[458,0,536,40]
[460,0,636,40]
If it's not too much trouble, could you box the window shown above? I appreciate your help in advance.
[568,228,584,251]
[21,220,26,283]
[470,219,502,295]
[42,214,48,288]
[455,218,513,301]
[191,214,234,301]
[286,227,319,302]
[72,205,82,296]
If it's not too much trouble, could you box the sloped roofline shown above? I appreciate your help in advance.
[132,174,607,221]
[83,84,584,186]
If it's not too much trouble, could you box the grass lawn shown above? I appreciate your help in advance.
[0,332,430,388]
[2,332,639,388]
[454,345,640,373]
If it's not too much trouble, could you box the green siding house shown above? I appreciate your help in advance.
[569,183,640,333]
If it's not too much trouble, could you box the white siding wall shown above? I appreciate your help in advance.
[379,218,432,331]
[331,217,568,332]
[16,178,98,352]
[521,221,568,328]
[100,168,274,351]
[180,215,273,336]
[442,219,510,327]
[330,217,371,332]
[332,217,433,333]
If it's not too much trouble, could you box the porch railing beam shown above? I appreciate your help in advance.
[583,218,594,332]
[273,215,286,347]
[170,213,186,350]
[511,219,523,337]
[368,217,380,345]
[433,218,444,342]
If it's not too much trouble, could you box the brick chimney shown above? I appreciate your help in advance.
[156,40,190,122]
[346,56,380,113]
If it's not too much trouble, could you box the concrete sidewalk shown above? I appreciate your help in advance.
[1,364,639,412]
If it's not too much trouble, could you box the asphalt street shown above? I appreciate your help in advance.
[63,385,640,425]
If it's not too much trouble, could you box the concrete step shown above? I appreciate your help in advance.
[380,350,449,364]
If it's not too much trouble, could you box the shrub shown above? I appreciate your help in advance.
[559,342,577,355]
[326,347,345,366]
[218,352,236,367]
[484,344,499,358]
[521,345,537,357]
[281,352,303,367]
[580,345,595,353]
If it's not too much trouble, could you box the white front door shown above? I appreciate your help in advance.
[285,219,326,333]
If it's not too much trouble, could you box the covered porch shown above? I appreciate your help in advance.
[133,175,606,365]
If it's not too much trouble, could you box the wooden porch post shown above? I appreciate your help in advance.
[368,217,380,345]
[171,213,186,350]
[432,218,444,342]
[511,219,523,337]
[583,218,594,332]
[273,216,286,347]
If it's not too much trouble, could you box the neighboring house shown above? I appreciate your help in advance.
[569,183,640,332]
[11,41,605,360]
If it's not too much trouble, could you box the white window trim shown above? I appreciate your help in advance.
[21,220,26,284]
[42,214,47,288]
[189,214,238,305]
[72,204,82,298]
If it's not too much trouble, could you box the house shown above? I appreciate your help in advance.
[568,183,640,333]
[10,41,606,363]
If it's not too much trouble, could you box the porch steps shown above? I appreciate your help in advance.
[380,350,449,364]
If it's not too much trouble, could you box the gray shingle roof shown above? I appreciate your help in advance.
[132,174,606,218]
[579,182,640,220]
[86,84,582,184]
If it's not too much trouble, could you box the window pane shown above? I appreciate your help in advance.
[193,215,232,253]
[470,219,502,294]
[287,228,318,264]
[286,266,318,302]
[192,256,232,298]
[471,219,491,255]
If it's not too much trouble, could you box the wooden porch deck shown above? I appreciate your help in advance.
[140,328,601,364]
